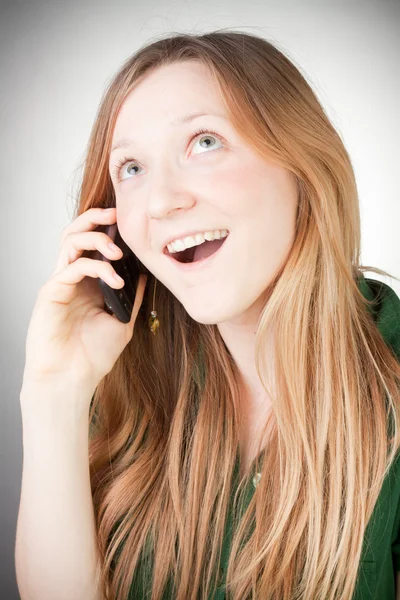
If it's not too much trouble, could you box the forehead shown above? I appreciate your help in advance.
[111,61,226,142]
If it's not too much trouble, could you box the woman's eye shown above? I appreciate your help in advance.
[191,130,223,155]
[113,130,223,183]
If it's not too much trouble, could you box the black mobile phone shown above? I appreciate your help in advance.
[91,223,151,323]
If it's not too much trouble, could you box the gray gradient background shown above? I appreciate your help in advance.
[1,0,399,598]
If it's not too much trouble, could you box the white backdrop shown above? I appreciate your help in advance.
[1,0,399,597]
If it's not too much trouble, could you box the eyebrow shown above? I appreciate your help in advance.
[110,112,225,154]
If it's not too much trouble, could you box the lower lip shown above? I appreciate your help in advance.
[164,234,230,272]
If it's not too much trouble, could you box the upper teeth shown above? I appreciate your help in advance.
[167,229,229,253]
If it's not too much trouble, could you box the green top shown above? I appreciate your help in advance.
[122,275,400,599]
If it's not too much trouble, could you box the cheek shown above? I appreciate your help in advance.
[255,196,297,263]
[203,162,261,216]
[116,209,147,253]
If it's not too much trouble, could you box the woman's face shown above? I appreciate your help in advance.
[109,60,298,325]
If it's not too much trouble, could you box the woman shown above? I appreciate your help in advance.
[16,31,400,600]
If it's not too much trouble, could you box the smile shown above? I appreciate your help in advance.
[164,233,230,271]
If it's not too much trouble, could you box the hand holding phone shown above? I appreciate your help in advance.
[21,207,149,396]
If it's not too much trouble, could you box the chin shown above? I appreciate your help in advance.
[182,302,235,326]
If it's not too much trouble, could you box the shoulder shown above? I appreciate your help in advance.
[358,275,400,361]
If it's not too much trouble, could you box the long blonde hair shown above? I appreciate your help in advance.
[79,30,400,599]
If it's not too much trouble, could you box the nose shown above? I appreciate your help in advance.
[148,190,196,220]
[146,168,196,219]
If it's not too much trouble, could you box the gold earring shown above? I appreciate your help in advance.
[148,277,160,335]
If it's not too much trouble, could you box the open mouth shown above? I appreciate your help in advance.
[164,235,229,263]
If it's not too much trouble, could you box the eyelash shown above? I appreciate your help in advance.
[111,128,223,183]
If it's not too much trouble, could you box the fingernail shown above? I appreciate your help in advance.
[108,242,121,253]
